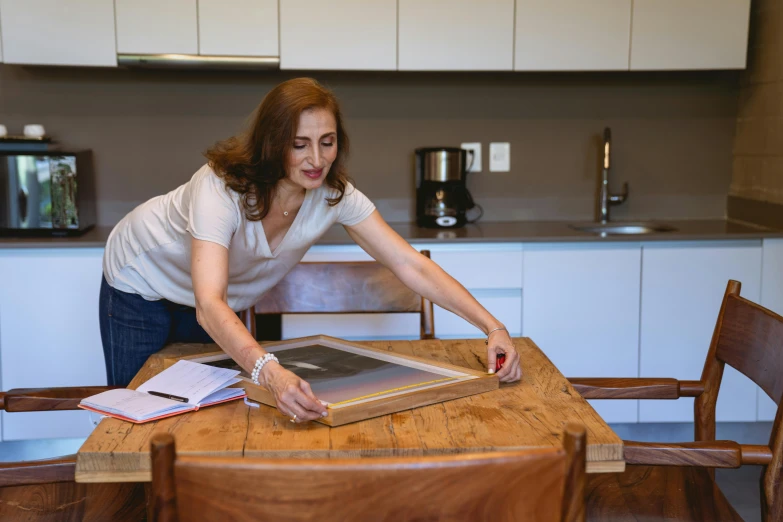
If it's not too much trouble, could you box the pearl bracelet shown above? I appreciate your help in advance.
[251,353,279,385]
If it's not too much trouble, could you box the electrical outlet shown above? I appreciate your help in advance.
[489,142,510,172]
[460,142,481,173]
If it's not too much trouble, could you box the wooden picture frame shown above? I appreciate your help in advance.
[166,335,498,426]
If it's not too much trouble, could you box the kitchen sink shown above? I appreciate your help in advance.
[569,222,678,235]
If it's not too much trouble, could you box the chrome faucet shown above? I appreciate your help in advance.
[598,127,628,223]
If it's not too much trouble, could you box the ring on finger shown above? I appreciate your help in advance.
[290,414,298,423]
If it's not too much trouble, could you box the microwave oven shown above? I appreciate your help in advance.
[0,150,96,237]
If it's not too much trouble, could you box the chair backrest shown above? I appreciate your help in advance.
[150,424,586,522]
[695,280,783,520]
[243,250,435,339]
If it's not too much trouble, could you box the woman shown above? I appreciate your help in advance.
[100,77,521,423]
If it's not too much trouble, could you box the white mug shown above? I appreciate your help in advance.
[23,124,46,138]
[0,124,7,138]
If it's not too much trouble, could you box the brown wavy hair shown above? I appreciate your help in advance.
[204,77,350,221]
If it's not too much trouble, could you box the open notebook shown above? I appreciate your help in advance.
[79,360,247,424]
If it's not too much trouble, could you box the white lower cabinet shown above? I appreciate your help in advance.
[0,236,778,441]
[638,241,762,423]
[0,248,106,440]
[759,239,783,421]
[287,243,524,341]
[521,244,642,423]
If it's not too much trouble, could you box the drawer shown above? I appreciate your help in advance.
[302,244,524,291]
[3,411,94,441]
[430,248,523,289]
[282,313,420,340]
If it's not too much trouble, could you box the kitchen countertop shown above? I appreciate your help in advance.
[1,220,781,249]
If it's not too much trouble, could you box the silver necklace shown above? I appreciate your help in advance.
[277,193,301,217]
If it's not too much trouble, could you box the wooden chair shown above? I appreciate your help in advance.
[569,280,783,521]
[240,250,435,340]
[0,386,147,521]
[150,424,587,522]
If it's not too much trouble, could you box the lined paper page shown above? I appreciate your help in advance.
[137,360,241,404]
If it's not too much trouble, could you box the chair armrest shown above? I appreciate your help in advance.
[624,440,772,468]
[1,386,119,412]
[0,455,76,486]
[569,378,680,399]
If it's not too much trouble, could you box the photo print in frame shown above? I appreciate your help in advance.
[177,335,498,426]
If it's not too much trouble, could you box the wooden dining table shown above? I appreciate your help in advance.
[75,337,624,483]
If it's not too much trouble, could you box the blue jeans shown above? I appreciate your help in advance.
[99,275,215,386]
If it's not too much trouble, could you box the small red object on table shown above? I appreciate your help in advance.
[496,353,506,372]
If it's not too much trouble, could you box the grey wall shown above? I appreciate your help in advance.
[0,65,740,225]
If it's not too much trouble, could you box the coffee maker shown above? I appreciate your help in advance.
[415,147,480,228]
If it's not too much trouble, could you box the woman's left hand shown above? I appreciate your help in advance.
[487,330,522,383]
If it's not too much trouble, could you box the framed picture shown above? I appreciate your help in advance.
[169,335,498,426]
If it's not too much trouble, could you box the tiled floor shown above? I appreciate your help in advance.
[0,422,773,520]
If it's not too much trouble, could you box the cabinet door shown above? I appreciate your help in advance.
[199,0,278,57]
[398,0,514,71]
[430,246,523,338]
[280,0,396,70]
[759,239,783,421]
[115,0,198,55]
[0,249,106,440]
[522,244,642,423]
[0,0,116,67]
[630,0,751,70]
[639,242,762,423]
[515,0,631,71]
[434,290,522,338]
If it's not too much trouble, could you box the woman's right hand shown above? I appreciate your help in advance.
[258,362,327,423]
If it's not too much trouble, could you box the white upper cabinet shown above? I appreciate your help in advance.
[0,5,4,63]
[0,0,116,67]
[515,0,632,71]
[116,0,198,55]
[631,0,751,70]
[280,0,396,70]
[199,0,278,57]
[398,0,514,71]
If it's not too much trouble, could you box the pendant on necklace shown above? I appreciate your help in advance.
[283,211,289,216]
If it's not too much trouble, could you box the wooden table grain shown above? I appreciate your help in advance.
[75,338,624,483]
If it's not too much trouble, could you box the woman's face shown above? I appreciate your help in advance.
[285,108,338,191]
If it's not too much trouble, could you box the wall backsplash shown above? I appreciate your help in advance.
[729,0,783,229]
[0,65,740,226]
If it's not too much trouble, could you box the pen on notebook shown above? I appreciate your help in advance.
[148,391,189,403]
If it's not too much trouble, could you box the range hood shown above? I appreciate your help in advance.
[117,54,280,71]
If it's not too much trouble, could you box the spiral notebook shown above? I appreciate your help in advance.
[78,360,247,424]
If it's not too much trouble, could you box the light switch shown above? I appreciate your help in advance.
[489,142,510,172]
[461,142,482,173]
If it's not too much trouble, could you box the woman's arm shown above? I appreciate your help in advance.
[191,237,327,421]
[345,211,522,382]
